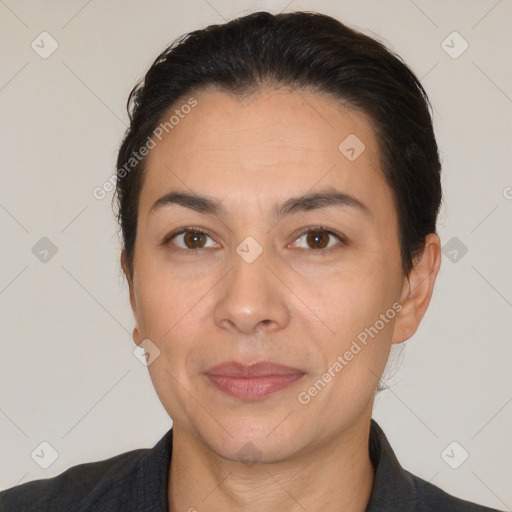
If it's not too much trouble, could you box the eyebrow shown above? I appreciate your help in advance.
[149,187,372,220]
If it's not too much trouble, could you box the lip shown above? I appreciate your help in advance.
[206,361,304,377]
[205,361,306,401]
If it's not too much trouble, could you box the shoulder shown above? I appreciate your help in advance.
[0,447,148,512]
[368,419,504,512]
[404,468,503,512]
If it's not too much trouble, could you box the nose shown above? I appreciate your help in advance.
[213,245,290,335]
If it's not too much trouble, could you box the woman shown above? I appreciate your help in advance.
[0,10,503,512]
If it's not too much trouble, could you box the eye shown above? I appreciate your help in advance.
[290,226,345,252]
[163,227,218,251]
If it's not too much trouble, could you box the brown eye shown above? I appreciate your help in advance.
[292,227,344,252]
[182,231,207,249]
[165,229,217,251]
[306,230,330,249]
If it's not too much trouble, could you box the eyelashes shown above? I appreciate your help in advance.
[161,225,347,255]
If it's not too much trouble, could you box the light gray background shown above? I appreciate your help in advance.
[1,0,511,509]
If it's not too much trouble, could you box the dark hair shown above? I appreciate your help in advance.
[114,10,441,281]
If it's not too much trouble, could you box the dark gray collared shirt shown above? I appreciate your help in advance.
[0,419,503,511]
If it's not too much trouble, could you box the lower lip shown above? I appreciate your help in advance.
[206,374,305,400]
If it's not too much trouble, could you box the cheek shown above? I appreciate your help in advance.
[133,247,207,335]
[132,262,215,396]
[134,271,202,419]
[301,279,397,418]
[300,255,401,394]
[305,257,399,340]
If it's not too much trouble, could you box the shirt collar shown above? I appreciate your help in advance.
[366,418,418,511]
[136,426,173,512]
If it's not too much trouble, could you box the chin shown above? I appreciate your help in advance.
[193,415,303,464]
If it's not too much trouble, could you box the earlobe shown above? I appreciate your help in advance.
[121,251,142,346]
[392,233,442,344]
[132,327,143,346]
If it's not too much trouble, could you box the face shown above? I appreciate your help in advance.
[124,87,419,463]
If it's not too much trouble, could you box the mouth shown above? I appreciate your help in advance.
[204,361,306,401]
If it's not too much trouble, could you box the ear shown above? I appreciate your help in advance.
[392,233,442,344]
[121,251,143,346]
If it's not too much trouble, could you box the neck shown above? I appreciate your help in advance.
[168,412,375,512]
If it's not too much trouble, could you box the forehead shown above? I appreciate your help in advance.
[138,87,391,219]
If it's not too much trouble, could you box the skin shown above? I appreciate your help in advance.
[121,86,441,512]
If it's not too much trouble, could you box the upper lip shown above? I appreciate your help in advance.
[205,361,305,377]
